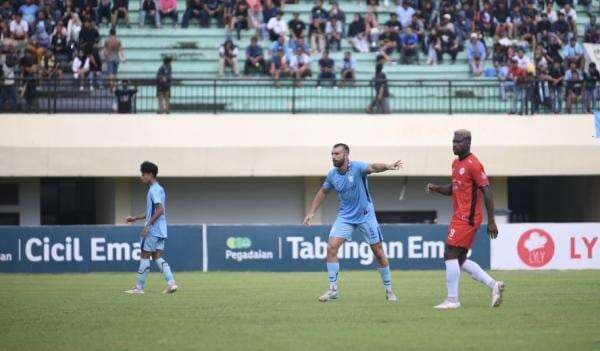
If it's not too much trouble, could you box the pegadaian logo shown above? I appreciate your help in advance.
[226,237,252,250]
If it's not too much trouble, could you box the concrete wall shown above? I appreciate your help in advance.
[1,114,599,177]
[0,178,40,225]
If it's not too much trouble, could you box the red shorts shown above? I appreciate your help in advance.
[446,220,481,249]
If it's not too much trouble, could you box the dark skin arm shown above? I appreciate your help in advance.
[481,185,498,239]
[426,183,452,196]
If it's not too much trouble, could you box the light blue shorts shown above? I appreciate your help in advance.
[329,217,383,245]
[140,235,166,252]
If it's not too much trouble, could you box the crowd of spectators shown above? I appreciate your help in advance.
[0,0,125,111]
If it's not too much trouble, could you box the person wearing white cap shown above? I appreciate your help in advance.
[466,33,486,77]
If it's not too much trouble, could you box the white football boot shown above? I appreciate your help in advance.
[491,281,505,307]
[124,287,144,295]
[318,285,339,302]
[163,284,179,294]
[434,300,461,309]
[385,288,398,302]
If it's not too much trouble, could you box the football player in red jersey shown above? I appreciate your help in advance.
[426,129,505,309]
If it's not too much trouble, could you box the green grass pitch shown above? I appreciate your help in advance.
[1,270,599,351]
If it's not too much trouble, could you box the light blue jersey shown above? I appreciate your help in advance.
[323,161,374,224]
[146,181,167,238]
[323,161,382,244]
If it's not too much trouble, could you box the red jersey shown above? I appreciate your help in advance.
[451,154,489,226]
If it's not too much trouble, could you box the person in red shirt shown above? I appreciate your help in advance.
[426,129,505,309]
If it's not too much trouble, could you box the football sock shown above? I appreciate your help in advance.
[377,265,392,290]
[327,262,339,288]
[136,258,151,290]
[445,259,460,303]
[462,259,495,290]
[155,257,175,285]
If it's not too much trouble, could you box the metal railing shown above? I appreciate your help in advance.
[0,78,596,114]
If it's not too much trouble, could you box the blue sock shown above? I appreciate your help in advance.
[327,262,339,287]
[136,258,151,290]
[155,257,175,285]
[378,265,392,290]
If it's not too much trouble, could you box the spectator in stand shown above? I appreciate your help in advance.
[584,15,597,42]
[437,27,458,64]
[267,10,287,42]
[79,18,99,54]
[182,0,208,27]
[260,0,276,38]
[497,59,513,101]
[513,48,531,69]
[560,3,577,33]
[396,0,414,29]
[72,50,90,90]
[0,48,17,111]
[244,36,265,75]
[364,11,379,49]
[10,12,29,48]
[565,61,582,82]
[347,14,367,53]
[544,3,558,23]
[508,57,527,114]
[156,56,172,114]
[111,0,131,28]
[519,15,536,48]
[425,27,439,65]
[309,0,328,54]
[87,49,102,90]
[66,12,82,47]
[562,37,583,68]
[536,12,552,44]
[114,79,138,113]
[51,22,70,69]
[269,48,289,87]
[139,0,159,27]
[548,59,565,113]
[288,12,306,40]
[102,28,125,89]
[466,32,485,76]
[378,26,397,63]
[289,35,310,54]
[230,1,249,40]
[39,49,62,78]
[400,27,418,64]
[218,38,239,76]
[366,63,390,114]
[205,0,224,27]
[246,0,261,33]
[325,17,342,51]
[158,0,178,27]
[553,12,570,42]
[566,70,583,114]
[328,2,345,34]
[532,64,551,113]
[270,34,289,59]
[583,62,599,112]
[0,1,15,23]
[340,50,356,86]
[19,0,39,26]
[316,50,336,89]
[384,13,402,52]
[97,0,112,26]
[19,50,39,112]
[32,19,50,49]
[289,48,311,86]
[409,13,425,54]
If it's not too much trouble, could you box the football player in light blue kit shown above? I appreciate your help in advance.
[125,161,178,294]
[304,143,403,302]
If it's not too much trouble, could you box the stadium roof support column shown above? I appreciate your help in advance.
[491,177,509,224]
[114,178,133,225]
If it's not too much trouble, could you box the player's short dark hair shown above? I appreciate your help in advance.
[333,143,350,153]
[140,161,158,177]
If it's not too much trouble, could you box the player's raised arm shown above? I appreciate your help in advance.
[481,185,498,239]
[425,183,453,196]
[303,187,330,226]
[366,160,403,174]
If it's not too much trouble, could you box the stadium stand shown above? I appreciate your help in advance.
[0,0,598,113]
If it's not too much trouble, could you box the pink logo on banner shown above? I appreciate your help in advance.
[517,229,555,268]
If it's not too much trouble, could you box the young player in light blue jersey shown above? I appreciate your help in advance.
[124,161,178,295]
[304,143,403,302]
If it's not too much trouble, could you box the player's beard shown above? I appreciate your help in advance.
[333,158,345,168]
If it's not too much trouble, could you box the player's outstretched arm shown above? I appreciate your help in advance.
[367,160,403,174]
[125,212,146,223]
[425,183,453,196]
[303,187,329,226]
[481,185,498,239]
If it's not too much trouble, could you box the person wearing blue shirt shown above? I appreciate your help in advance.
[562,37,583,68]
[316,50,336,88]
[400,27,419,64]
[19,0,38,25]
[304,143,403,302]
[124,161,177,295]
[466,33,486,76]
[340,51,356,85]
[270,35,290,61]
[244,36,265,75]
